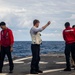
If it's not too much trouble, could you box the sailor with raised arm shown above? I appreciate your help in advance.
[30,19,51,74]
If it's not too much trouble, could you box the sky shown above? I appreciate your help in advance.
[0,0,75,41]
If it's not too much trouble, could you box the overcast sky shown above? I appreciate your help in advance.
[0,0,75,41]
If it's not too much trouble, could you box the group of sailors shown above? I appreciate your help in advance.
[0,20,75,74]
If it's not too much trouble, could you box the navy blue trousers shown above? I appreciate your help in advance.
[31,44,40,72]
[65,43,75,69]
[0,46,14,71]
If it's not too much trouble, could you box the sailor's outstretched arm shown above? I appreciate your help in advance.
[33,21,51,33]
[42,21,51,30]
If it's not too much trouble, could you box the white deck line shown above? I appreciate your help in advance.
[56,62,66,64]
[43,68,64,73]
[0,68,64,75]
[26,68,64,75]
[14,56,32,62]
[0,73,8,75]
[4,56,32,65]
[27,61,48,65]
[4,54,65,65]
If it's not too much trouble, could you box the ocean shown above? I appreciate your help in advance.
[12,41,65,58]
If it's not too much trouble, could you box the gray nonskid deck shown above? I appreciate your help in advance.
[1,54,75,75]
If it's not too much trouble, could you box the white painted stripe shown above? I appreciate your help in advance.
[43,68,64,73]
[4,56,48,65]
[14,56,32,62]
[40,61,48,64]
[13,61,24,64]
[27,61,48,65]
[26,68,74,75]
[0,68,73,75]
[26,68,64,75]
[43,68,74,74]
[4,61,24,65]
[56,62,66,64]
[4,56,32,65]
[0,73,8,75]
[4,62,9,65]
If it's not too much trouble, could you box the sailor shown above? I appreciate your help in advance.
[0,22,14,73]
[71,25,75,68]
[30,19,51,74]
[63,22,75,71]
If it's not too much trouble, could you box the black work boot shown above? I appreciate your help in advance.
[64,68,71,71]
[9,70,13,73]
[37,70,43,73]
[30,69,38,74]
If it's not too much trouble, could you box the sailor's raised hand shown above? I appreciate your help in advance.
[47,21,51,26]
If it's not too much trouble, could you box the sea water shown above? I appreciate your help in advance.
[12,41,65,58]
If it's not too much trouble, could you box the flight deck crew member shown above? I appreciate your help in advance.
[71,25,75,68]
[0,31,1,59]
[30,19,51,74]
[0,22,14,73]
[63,22,75,71]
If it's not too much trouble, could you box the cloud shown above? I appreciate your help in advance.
[0,0,75,41]
[41,33,63,41]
